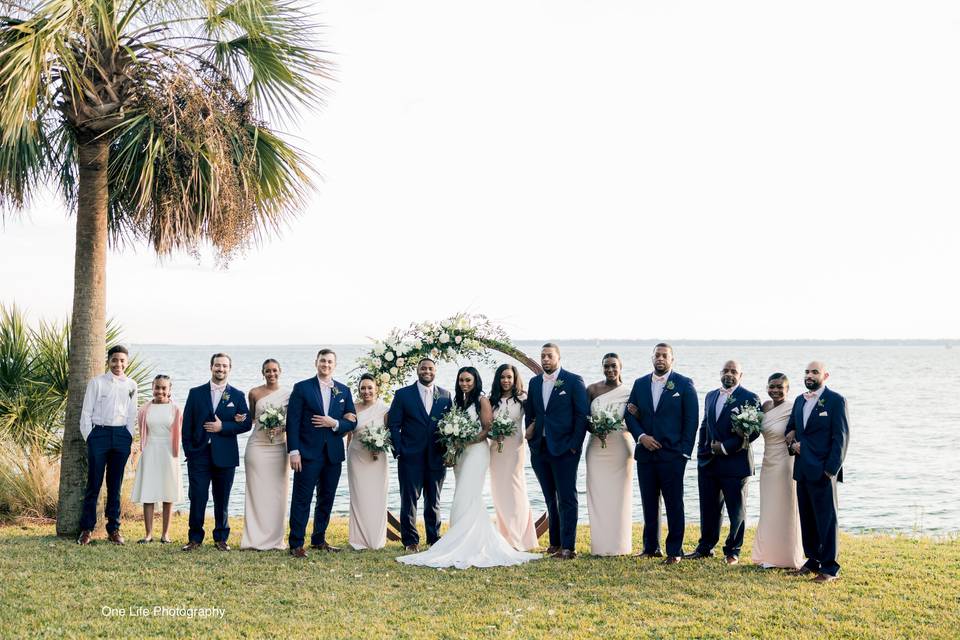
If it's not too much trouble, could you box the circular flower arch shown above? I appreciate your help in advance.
[353,313,542,397]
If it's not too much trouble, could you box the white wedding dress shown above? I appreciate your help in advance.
[397,405,542,569]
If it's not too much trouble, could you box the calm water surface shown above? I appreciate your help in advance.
[133,343,960,534]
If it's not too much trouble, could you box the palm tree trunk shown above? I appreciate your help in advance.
[56,140,109,537]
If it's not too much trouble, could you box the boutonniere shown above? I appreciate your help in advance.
[724,394,736,406]
[818,398,825,407]
[433,389,440,401]
[128,387,136,399]
[222,391,231,403]
[553,379,565,389]
[332,386,342,397]
[665,380,675,391]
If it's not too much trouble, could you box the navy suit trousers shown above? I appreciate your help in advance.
[288,455,343,549]
[636,458,687,557]
[695,466,748,557]
[187,449,235,543]
[396,448,446,547]
[797,474,841,576]
[530,445,580,550]
[80,426,132,533]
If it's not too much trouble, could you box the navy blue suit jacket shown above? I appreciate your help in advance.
[524,368,589,457]
[387,383,452,470]
[625,371,699,462]
[181,383,251,468]
[785,387,849,483]
[286,377,357,464]
[696,385,761,478]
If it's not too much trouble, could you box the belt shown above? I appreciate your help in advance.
[93,424,127,428]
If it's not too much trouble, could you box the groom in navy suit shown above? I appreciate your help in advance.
[181,353,251,551]
[625,343,699,564]
[686,360,760,564]
[388,358,453,552]
[785,361,849,583]
[287,349,357,557]
[524,343,589,559]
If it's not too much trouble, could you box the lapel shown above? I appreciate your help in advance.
[717,387,739,426]
[639,374,655,414]
[794,395,806,434]
[205,383,215,416]
[530,375,544,414]
[412,384,430,423]
[546,369,565,412]
[707,389,718,430]
[427,387,446,422]
[310,377,326,416]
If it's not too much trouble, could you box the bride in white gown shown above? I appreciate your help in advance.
[397,366,541,569]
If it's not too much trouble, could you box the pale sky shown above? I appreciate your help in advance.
[1,0,958,343]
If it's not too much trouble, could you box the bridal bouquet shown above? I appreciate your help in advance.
[488,413,516,453]
[731,401,764,440]
[436,407,482,466]
[357,423,392,461]
[588,407,625,448]
[259,406,286,443]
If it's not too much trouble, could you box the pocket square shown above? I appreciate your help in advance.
[672,392,680,397]
[227,402,235,407]
[559,390,567,396]
[339,398,345,403]
[819,411,828,416]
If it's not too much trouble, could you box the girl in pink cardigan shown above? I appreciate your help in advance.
[130,375,184,543]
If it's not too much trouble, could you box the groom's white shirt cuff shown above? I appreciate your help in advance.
[289,450,299,457]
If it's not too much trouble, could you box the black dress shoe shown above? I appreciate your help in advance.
[683,550,714,560]
[181,541,202,551]
[544,545,561,556]
[662,556,681,565]
[788,566,816,576]
[555,549,577,560]
[634,550,663,559]
[310,542,341,552]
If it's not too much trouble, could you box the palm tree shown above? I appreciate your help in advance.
[0,0,330,535]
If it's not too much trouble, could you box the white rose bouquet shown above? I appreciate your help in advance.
[436,407,482,467]
[488,413,516,453]
[259,406,286,443]
[731,401,764,440]
[588,407,624,448]
[357,422,392,461]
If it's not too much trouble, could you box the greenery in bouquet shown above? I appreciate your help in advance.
[488,413,516,453]
[357,423,392,461]
[731,401,764,440]
[588,406,624,448]
[258,406,286,443]
[436,407,482,466]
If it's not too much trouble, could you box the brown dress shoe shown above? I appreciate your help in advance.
[788,566,815,576]
[107,531,125,546]
[544,545,561,556]
[181,541,202,552]
[77,530,92,545]
[214,541,230,551]
[310,542,341,552]
[683,550,714,560]
[634,551,663,559]
[404,544,420,553]
[725,555,739,565]
[289,547,308,558]
[812,573,839,583]
[555,549,577,560]
[662,556,681,565]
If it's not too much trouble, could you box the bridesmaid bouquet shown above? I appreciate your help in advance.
[357,423,392,461]
[488,414,516,453]
[588,407,625,448]
[436,407,482,467]
[259,406,286,443]
[731,402,764,440]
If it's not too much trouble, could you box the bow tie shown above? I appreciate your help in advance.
[652,374,668,384]
[719,388,734,397]
[803,391,818,400]
[319,380,334,389]
[211,384,226,393]
[543,373,557,382]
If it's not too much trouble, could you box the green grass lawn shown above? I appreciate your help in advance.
[1,516,957,639]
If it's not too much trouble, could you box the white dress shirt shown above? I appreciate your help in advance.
[802,385,826,427]
[651,372,669,412]
[417,381,434,415]
[542,368,560,410]
[714,385,739,455]
[79,373,138,440]
[290,377,338,458]
[210,381,226,410]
